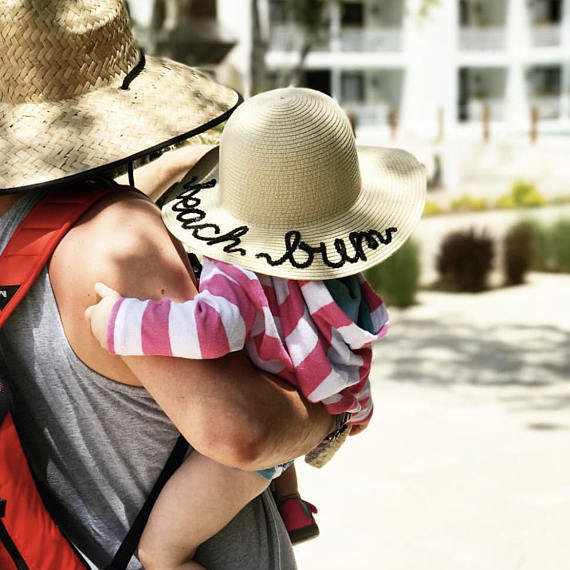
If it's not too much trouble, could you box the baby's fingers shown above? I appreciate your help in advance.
[84,284,121,349]
[349,423,368,436]
[94,281,120,300]
[84,304,94,321]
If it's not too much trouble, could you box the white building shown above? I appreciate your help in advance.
[130,1,570,137]
[216,0,570,195]
[217,1,569,136]
[130,1,570,195]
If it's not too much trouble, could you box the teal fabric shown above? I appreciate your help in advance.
[324,275,375,334]
[256,461,293,481]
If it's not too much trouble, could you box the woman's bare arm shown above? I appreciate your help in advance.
[50,191,333,470]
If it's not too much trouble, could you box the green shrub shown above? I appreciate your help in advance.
[436,229,494,292]
[512,219,550,271]
[511,181,547,208]
[495,193,516,209]
[423,200,442,217]
[496,181,547,210]
[450,195,487,212]
[503,223,534,285]
[468,197,488,211]
[450,195,469,212]
[365,239,421,308]
[519,188,547,208]
[501,218,570,276]
[549,220,570,272]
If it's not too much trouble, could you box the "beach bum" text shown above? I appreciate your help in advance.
[171,178,397,269]
[255,228,398,269]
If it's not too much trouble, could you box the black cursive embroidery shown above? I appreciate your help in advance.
[171,177,249,256]
[255,228,398,269]
[170,177,398,269]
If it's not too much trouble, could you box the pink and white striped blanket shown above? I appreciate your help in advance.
[108,258,389,424]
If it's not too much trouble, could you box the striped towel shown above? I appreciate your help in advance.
[108,258,389,424]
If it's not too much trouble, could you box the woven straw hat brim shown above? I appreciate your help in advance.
[162,146,426,280]
[0,55,240,193]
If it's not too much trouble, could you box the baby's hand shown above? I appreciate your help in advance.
[84,282,121,350]
[349,422,369,437]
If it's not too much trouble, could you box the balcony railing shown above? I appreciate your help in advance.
[529,94,561,119]
[465,98,505,121]
[270,24,304,51]
[269,23,331,51]
[340,27,403,52]
[341,101,391,126]
[530,24,561,47]
[459,26,506,51]
[269,24,403,53]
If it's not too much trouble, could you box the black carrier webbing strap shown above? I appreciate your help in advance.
[105,435,189,569]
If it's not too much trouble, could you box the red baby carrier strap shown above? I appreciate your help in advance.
[0,184,121,328]
[0,183,189,570]
[0,183,121,570]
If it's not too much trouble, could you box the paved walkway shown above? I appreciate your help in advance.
[294,273,570,570]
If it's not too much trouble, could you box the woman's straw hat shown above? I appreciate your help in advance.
[162,88,427,280]
[0,0,240,193]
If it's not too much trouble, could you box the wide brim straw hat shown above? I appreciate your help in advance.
[162,88,427,280]
[0,0,240,194]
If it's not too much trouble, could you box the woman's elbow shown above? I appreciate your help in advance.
[191,414,270,470]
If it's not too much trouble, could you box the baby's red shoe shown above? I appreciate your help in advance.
[278,498,320,544]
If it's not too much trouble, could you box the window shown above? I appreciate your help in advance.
[530,0,562,24]
[528,66,561,94]
[269,0,288,24]
[342,2,364,27]
[341,72,364,101]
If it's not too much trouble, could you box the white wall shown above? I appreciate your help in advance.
[127,0,154,27]
[366,70,403,104]
[216,0,252,95]
[234,0,570,136]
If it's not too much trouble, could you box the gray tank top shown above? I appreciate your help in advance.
[0,191,295,569]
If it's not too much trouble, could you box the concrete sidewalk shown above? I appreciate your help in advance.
[294,273,570,570]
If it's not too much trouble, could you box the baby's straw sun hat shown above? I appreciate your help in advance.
[0,0,240,194]
[162,87,427,280]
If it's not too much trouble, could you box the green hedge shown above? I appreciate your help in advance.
[549,220,570,272]
[450,195,488,212]
[503,222,535,285]
[496,181,547,209]
[503,218,570,275]
[436,229,494,292]
[364,239,420,308]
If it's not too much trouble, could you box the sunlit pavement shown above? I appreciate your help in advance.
[294,273,570,570]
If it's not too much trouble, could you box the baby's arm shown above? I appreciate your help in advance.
[85,279,254,359]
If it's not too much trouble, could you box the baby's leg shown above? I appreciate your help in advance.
[272,462,300,502]
[272,463,320,544]
[138,452,269,570]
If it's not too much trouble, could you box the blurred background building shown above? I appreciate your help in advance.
[260,0,570,137]
[127,0,570,199]
[126,0,237,70]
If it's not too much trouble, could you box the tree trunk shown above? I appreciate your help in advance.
[281,40,312,87]
[251,0,268,95]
